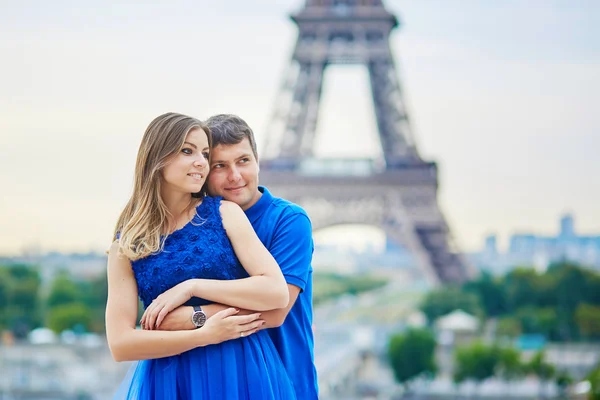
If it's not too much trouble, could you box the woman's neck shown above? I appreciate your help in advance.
[161,191,200,233]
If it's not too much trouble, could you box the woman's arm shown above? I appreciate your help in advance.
[105,241,263,361]
[186,200,289,310]
[141,201,289,330]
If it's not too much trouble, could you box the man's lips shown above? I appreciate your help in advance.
[225,185,245,191]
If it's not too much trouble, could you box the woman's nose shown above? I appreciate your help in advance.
[193,156,207,168]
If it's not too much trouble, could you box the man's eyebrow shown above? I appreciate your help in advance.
[211,154,252,164]
[183,141,197,149]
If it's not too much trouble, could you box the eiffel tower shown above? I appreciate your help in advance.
[260,0,473,284]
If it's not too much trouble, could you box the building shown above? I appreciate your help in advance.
[471,213,600,274]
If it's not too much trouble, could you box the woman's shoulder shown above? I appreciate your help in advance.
[197,195,222,208]
[200,196,244,213]
[196,195,221,215]
[216,199,245,218]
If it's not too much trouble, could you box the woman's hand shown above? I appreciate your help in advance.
[141,280,197,330]
[201,308,265,345]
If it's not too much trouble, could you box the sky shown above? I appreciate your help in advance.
[0,0,599,255]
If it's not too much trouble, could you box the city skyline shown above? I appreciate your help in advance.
[1,0,598,255]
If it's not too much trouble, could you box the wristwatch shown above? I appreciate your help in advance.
[191,305,207,329]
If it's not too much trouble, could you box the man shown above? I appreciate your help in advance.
[159,114,318,399]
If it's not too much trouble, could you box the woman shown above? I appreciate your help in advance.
[106,112,296,399]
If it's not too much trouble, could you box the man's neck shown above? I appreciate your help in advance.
[242,189,263,211]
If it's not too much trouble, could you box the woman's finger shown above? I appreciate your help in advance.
[239,328,259,339]
[155,306,172,328]
[140,306,153,329]
[147,305,161,330]
[240,320,266,332]
[140,307,150,325]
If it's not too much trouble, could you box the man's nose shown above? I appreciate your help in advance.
[228,167,241,182]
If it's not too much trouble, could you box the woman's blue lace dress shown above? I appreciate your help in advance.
[114,196,296,400]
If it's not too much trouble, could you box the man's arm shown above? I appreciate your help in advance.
[158,284,300,331]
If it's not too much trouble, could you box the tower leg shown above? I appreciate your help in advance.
[368,59,418,164]
[278,62,325,159]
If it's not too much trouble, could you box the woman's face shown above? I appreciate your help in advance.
[161,128,210,195]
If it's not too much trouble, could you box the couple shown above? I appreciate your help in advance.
[105,113,318,399]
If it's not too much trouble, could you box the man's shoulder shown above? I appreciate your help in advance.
[269,194,310,220]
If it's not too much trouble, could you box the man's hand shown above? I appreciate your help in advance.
[151,305,196,331]
[156,284,301,332]
[157,304,224,331]
[140,280,196,330]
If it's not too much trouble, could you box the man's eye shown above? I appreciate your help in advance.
[212,164,224,169]
[240,158,249,163]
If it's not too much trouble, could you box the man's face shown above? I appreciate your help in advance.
[207,137,261,211]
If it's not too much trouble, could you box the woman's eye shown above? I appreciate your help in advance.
[202,152,210,159]
[182,148,193,155]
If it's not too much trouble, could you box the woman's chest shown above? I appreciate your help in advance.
[132,227,247,302]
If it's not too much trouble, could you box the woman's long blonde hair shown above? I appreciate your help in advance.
[113,112,211,260]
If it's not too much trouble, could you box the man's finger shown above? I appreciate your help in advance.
[229,313,261,324]
[214,307,240,319]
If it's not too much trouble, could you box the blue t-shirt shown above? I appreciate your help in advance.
[245,186,318,400]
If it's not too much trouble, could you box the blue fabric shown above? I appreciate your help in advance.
[114,196,296,400]
[245,186,319,400]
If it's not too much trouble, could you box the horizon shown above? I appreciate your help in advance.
[3,210,596,258]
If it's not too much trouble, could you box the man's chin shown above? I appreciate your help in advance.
[216,192,239,203]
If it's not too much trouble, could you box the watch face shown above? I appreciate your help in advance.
[192,311,207,328]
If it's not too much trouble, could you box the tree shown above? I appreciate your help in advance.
[388,328,437,391]
[497,346,527,397]
[496,316,521,338]
[575,303,600,339]
[554,371,573,399]
[515,307,559,339]
[78,273,109,333]
[47,303,92,333]
[420,286,482,324]
[47,271,82,308]
[547,263,589,341]
[462,272,507,317]
[503,268,543,313]
[4,265,42,337]
[526,351,555,399]
[0,268,10,329]
[588,364,600,400]
[497,347,525,382]
[453,342,500,385]
[586,275,600,306]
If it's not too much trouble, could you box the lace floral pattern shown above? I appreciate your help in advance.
[130,196,247,308]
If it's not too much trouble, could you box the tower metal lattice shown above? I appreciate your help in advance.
[261,0,473,284]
